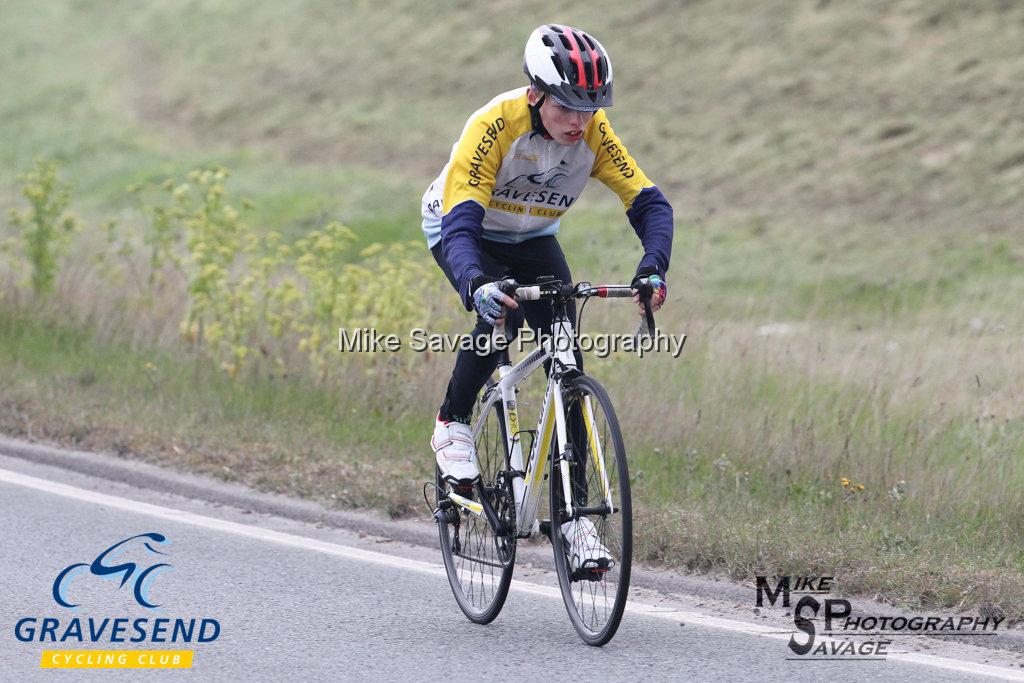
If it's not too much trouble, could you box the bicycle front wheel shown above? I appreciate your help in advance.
[437,397,516,624]
[549,374,632,646]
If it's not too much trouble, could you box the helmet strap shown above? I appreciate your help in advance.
[528,92,552,140]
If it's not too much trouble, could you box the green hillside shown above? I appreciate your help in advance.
[3,1,1022,315]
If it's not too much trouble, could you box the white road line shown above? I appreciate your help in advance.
[2,466,1021,681]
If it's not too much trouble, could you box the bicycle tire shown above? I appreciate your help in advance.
[549,374,632,646]
[437,397,516,624]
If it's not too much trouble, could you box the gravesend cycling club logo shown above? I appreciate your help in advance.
[756,575,1005,661]
[13,532,222,670]
[53,532,172,609]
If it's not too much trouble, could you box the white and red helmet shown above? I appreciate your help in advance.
[524,24,613,111]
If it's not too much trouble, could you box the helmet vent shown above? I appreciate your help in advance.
[551,57,565,81]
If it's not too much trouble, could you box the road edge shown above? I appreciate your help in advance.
[2,432,1022,656]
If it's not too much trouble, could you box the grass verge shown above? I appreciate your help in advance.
[3,309,1021,620]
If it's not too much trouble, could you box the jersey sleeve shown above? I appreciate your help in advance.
[585,111,674,277]
[441,109,510,309]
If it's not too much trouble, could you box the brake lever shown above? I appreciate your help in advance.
[491,278,520,346]
[635,282,656,338]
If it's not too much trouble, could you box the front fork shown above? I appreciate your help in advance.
[552,381,616,524]
[551,381,576,522]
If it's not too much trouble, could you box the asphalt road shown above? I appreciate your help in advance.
[1,451,1022,681]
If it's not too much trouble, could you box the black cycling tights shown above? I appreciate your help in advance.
[431,236,583,424]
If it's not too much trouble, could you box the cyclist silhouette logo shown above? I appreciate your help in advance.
[504,160,570,189]
[52,533,172,609]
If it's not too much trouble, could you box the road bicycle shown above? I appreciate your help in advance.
[429,275,657,646]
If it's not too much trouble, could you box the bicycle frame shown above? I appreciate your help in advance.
[436,276,652,645]
[444,310,615,538]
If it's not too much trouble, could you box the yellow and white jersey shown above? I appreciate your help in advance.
[424,87,674,308]
[421,87,656,247]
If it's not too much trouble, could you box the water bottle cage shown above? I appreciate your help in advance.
[511,429,536,470]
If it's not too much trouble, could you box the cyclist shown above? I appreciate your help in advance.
[423,24,672,564]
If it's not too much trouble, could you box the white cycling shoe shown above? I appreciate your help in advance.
[561,517,615,573]
[432,418,480,486]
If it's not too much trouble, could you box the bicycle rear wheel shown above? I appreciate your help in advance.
[549,374,632,646]
[436,396,516,623]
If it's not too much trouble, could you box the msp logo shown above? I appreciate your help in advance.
[756,575,1005,661]
[53,532,172,609]
[13,532,221,670]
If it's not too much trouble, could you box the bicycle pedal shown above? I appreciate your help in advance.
[571,568,607,583]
